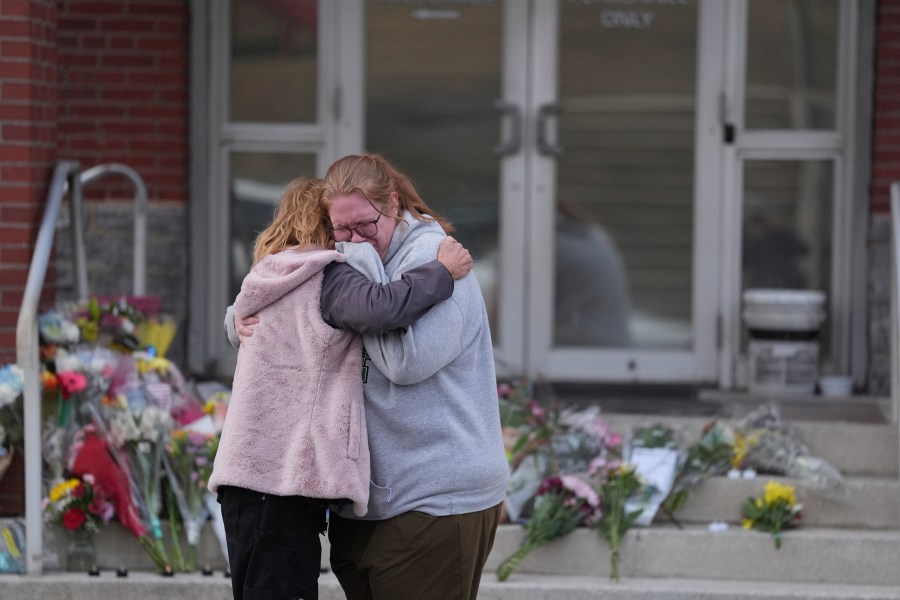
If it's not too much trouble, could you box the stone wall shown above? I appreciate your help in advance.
[54,201,189,365]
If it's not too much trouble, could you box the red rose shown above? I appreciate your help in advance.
[71,483,85,499]
[62,507,86,530]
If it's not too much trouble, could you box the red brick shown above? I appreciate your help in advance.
[0,60,33,80]
[63,2,126,16]
[0,268,28,287]
[0,246,34,265]
[98,18,155,33]
[57,18,98,32]
[100,53,156,68]
[0,145,31,161]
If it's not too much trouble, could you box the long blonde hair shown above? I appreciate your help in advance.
[320,154,454,234]
[252,177,333,264]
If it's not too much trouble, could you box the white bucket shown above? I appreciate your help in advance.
[743,289,826,396]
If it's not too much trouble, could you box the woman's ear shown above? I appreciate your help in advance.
[389,191,400,214]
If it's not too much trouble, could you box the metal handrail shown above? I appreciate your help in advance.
[16,161,82,575]
[15,161,149,574]
[77,163,149,296]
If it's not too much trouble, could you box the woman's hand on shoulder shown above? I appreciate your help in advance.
[437,236,474,280]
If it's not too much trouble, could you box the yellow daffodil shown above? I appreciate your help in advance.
[763,481,796,507]
[742,518,753,530]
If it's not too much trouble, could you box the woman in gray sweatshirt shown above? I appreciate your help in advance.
[320,154,509,600]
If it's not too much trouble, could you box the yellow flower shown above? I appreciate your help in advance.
[742,518,753,530]
[48,479,80,503]
[137,357,171,375]
[762,481,796,507]
[203,399,217,415]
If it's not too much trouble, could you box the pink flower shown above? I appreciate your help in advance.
[607,433,623,448]
[57,371,87,399]
[560,474,600,508]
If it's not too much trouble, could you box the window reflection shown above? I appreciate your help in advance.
[746,0,838,129]
[229,152,317,299]
[230,0,318,123]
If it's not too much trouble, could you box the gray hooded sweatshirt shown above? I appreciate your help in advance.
[338,212,509,520]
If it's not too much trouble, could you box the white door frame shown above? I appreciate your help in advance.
[525,0,722,383]
[718,0,865,387]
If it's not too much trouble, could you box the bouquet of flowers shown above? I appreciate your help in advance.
[43,475,111,533]
[593,461,646,581]
[497,474,602,581]
[0,365,24,479]
[741,480,802,549]
[660,421,736,524]
[108,403,174,571]
[164,427,219,570]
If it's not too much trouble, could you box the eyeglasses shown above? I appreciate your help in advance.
[327,212,382,242]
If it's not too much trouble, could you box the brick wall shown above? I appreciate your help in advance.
[873,0,900,212]
[0,0,189,364]
[56,0,189,202]
[0,0,58,365]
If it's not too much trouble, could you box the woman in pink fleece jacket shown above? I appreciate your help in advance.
[208,177,472,600]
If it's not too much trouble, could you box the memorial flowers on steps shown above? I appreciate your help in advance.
[741,480,802,549]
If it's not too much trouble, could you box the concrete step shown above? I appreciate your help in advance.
[671,475,899,529]
[486,525,900,586]
[3,572,900,600]
[20,520,900,586]
[600,413,899,477]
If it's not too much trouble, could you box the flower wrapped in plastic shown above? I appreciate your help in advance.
[505,402,622,523]
[738,404,846,499]
[660,420,737,523]
[741,480,802,549]
[164,425,219,571]
[497,474,602,581]
[108,402,174,571]
[0,364,24,479]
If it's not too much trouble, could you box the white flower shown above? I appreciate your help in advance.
[55,349,83,372]
[62,321,81,343]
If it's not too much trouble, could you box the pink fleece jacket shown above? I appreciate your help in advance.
[208,247,369,516]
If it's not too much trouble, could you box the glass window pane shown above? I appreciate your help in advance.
[742,160,834,351]
[555,1,698,349]
[230,0,318,122]
[365,2,503,335]
[746,0,838,130]
[229,152,317,299]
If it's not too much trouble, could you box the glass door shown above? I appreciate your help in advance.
[362,0,722,382]
[526,0,720,381]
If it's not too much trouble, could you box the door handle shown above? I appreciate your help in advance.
[536,103,563,157]
[493,99,522,157]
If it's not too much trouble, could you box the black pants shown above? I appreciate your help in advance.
[218,486,327,600]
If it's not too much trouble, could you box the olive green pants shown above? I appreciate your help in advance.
[328,503,502,600]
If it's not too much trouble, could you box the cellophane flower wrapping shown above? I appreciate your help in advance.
[497,474,602,581]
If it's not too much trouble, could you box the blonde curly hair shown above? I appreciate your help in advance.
[252,177,333,264]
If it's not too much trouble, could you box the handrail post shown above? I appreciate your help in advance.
[78,163,148,296]
[16,160,81,575]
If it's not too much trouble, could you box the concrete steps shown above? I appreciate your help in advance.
[0,408,896,598]
[487,525,900,586]
[3,572,900,600]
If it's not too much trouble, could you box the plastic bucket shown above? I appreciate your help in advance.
[742,289,826,395]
